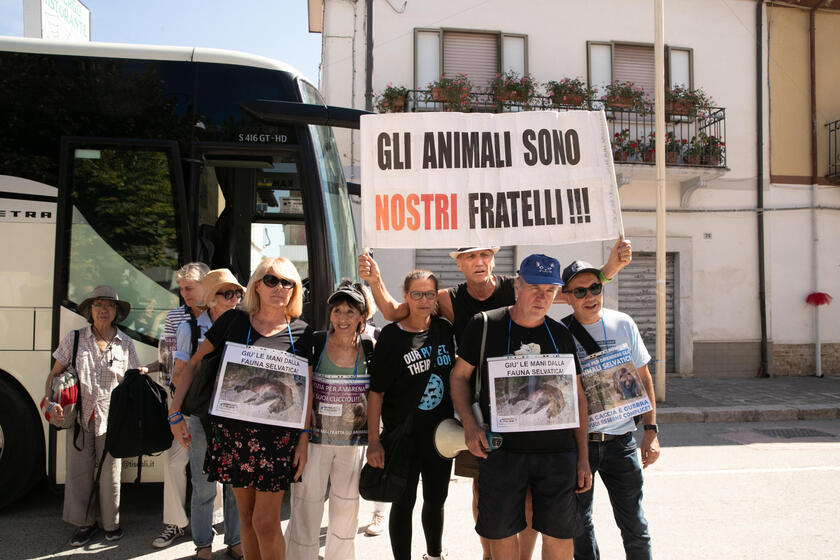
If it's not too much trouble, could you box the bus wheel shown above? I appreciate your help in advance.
[0,376,45,509]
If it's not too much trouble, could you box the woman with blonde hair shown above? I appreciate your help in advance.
[287,280,376,559]
[169,258,313,560]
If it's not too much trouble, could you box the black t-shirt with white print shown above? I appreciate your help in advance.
[369,316,455,434]
[458,307,581,453]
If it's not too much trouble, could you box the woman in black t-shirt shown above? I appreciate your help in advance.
[367,270,455,560]
[169,257,313,560]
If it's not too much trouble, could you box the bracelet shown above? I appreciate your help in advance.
[299,429,312,436]
[46,402,56,415]
[167,411,182,421]
[599,270,613,284]
[169,415,184,425]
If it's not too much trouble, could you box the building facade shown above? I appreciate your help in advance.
[309,0,840,377]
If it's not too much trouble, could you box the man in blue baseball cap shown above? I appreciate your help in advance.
[449,253,591,560]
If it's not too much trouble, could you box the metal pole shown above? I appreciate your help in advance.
[810,7,822,377]
[654,0,666,401]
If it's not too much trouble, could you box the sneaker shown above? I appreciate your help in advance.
[152,524,185,548]
[104,527,124,542]
[70,524,97,547]
[365,511,386,536]
[422,554,447,560]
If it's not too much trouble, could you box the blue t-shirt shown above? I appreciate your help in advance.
[571,308,651,435]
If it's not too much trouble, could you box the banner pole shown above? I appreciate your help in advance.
[654,0,667,402]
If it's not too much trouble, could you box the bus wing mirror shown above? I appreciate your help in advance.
[241,100,372,130]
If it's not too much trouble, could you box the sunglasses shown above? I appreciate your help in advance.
[564,282,603,299]
[408,290,437,301]
[261,274,295,290]
[220,289,243,300]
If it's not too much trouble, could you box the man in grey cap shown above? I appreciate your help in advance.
[358,240,630,558]
[449,254,591,560]
[559,260,659,560]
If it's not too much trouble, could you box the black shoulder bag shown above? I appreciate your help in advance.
[181,313,237,417]
[359,323,437,502]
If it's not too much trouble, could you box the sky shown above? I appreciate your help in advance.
[0,0,323,83]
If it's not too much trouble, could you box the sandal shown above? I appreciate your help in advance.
[226,544,244,560]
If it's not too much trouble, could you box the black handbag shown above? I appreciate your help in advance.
[181,351,221,417]
[359,321,441,502]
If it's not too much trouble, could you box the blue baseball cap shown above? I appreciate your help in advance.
[517,254,564,286]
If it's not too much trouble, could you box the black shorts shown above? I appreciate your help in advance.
[476,449,579,540]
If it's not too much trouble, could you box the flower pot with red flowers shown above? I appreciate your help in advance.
[687,133,708,165]
[376,84,409,113]
[545,78,596,108]
[491,70,536,106]
[603,80,650,114]
[426,74,473,112]
[704,135,725,166]
[665,85,713,119]
[641,132,656,163]
[611,128,632,162]
[665,131,683,164]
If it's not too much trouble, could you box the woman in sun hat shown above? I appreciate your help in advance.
[172,268,246,560]
[44,285,139,547]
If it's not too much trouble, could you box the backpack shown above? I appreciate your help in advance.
[41,330,81,431]
[104,369,173,460]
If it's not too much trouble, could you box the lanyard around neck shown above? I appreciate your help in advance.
[246,322,296,355]
[506,313,559,356]
[314,330,360,377]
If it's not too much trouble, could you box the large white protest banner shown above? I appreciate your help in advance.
[360,110,622,249]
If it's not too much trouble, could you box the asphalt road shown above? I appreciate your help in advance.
[2,419,839,559]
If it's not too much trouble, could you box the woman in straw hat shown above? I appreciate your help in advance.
[169,257,313,560]
[173,269,245,560]
[43,285,139,547]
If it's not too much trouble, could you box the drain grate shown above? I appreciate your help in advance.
[754,428,835,439]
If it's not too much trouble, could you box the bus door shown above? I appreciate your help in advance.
[193,149,316,320]
[52,138,189,483]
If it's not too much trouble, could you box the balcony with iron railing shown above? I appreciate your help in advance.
[386,89,727,171]
[828,118,840,184]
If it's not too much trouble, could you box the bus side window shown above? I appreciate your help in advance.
[67,145,182,341]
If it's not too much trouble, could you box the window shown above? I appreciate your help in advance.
[415,29,528,92]
[587,41,693,96]
[67,144,183,340]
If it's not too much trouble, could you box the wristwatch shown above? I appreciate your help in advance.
[643,424,658,433]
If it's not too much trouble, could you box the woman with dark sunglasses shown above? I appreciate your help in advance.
[169,257,313,560]
[366,270,455,560]
[170,268,244,560]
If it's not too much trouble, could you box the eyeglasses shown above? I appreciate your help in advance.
[261,274,295,290]
[408,290,437,301]
[564,282,603,299]
[220,289,243,300]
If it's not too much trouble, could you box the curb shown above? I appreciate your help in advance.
[658,404,840,423]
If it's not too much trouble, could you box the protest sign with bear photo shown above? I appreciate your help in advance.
[579,343,652,431]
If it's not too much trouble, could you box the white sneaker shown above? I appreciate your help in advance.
[422,553,447,560]
[152,524,185,548]
[365,511,386,536]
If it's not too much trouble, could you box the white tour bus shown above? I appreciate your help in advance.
[0,36,364,507]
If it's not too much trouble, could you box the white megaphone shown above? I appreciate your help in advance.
[433,418,502,459]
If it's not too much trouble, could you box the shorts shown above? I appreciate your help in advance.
[454,450,480,478]
[476,449,579,540]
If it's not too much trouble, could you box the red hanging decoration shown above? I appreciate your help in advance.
[805,292,833,306]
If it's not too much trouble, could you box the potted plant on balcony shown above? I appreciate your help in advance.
[544,77,596,108]
[612,128,632,162]
[427,74,472,111]
[687,133,707,165]
[603,80,649,114]
[665,84,713,117]
[491,70,536,104]
[665,131,685,164]
[704,134,725,166]
[376,84,409,113]
[641,132,656,163]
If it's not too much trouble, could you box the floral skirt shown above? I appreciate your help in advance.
[204,418,299,492]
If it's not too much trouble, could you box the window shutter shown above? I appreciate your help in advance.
[613,44,655,99]
[442,31,498,92]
